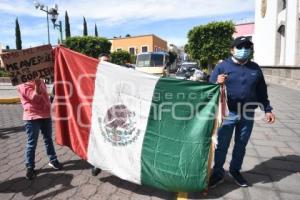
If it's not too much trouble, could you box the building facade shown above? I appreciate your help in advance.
[233,22,255,39]
[110,34,168,55]
[254,0,300,66]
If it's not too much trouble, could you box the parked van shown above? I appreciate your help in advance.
[135,52,169,76]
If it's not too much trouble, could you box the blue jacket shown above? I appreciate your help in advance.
[209,57,272,113]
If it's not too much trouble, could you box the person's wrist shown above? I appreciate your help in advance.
[35,85,41,94]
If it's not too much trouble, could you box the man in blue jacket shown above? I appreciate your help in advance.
[209,36,275,188]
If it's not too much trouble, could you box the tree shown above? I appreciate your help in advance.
[83,17,88,36]
[130,54,136,64]
[187,21,235,72]
[65,36,111,58]
[111,50,131,65]
[95,23,98,37]
[15,18,22,50]
[125,34,131,37]
[65,11,71,38]
[167,51,177,66]
[184,44,189,54]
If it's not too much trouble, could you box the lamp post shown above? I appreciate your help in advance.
[48,5,63,43]
[34,1,50,44]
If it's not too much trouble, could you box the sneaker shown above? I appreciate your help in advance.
[91,167,101,176]
[229,171,248,187]
[208,174,224,188]
[26,168,36,180]
[48,160,63,170]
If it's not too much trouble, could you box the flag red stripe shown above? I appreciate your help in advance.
[54,46,99,159]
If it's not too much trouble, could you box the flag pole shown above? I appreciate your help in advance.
[177,192,188,200]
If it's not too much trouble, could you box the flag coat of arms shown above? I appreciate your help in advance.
[54,46,221,192]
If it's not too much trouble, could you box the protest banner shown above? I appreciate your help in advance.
[0,44,54,85]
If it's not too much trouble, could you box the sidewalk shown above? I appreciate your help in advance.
[0,83,300,200]
[0,83,18,99]
[0,83,53,103]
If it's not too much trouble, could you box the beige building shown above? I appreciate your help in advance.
[110,34,168,55]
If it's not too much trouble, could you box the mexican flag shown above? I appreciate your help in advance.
[54,46,222,192]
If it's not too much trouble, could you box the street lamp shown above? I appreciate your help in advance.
[48,5,63,43]
[34,1,50,44]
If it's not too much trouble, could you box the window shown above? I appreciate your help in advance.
[129,47,135,54]
[282,0,286,10]
[136,54,151,67]
[150,54,164,67]
[142,46,148,53]
[136,52,168,68]
[278,25,285,36]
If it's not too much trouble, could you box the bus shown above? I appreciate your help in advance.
[135,52,170,76]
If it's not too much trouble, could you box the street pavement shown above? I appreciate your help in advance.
[0,83,300,200]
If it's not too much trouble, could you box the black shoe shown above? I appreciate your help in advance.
[208,174,224,188]
[48,160,63,170]
[229,171,248,187]
[91,167,101,176]
[26,168,36,180]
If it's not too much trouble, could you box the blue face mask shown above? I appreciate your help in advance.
[233,48,251,62]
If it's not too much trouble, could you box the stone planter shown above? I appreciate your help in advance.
[0,77,10,83]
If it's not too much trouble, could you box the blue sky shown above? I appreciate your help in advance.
[0,0,255,49]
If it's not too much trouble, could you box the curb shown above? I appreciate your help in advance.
[0,97,20,104]
[0,92,52,104]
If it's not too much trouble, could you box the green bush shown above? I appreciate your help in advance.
[111,50,131,65]
[187,21,235,71]
[65,36,111,58]
[130,54,137,64]
[0,68,9,77]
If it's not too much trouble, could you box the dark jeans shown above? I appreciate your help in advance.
[24,118,57,169]
[213,111,255,178]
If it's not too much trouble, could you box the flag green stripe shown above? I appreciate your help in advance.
[141,78,220,192]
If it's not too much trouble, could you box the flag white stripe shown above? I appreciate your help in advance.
[87,61,160,184]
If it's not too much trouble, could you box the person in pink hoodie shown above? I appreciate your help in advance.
[17,78,62,180]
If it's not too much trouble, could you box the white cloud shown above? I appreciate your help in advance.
[22,41,46,48]
[0,0,43,17]
[0,0,254,48]
[0,18,63,48]
[1,0,254,24]
[59,0,254,23]
[165,36,188,46]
